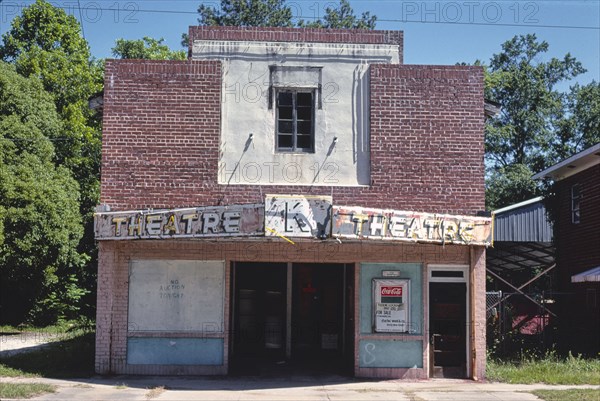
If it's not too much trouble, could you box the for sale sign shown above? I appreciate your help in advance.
[373,279,410,333]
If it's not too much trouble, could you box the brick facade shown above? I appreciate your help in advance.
[96,239,487,375]
[100,62,484,215]
[188,26,403,62]
[368,65,485,215]
[97,26,487,379]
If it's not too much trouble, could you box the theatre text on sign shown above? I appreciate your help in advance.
[94,204,264,240]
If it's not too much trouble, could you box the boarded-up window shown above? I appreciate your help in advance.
[128,260,225,332]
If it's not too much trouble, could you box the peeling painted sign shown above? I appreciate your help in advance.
[265,195,332,238]
[95,199,491,245]
[333,206,492,245]
[94,204,263,240]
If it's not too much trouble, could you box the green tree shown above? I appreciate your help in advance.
[0,0,101,321]
[0,62,87,325]
[0,0,102,214]
[299,0,376,29]
[197,0,293,27]
[113,37,186,60]
[553,81,600,160]
[184,0,377,46]
[483,34,585,210]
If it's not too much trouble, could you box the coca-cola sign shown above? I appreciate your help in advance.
[381,286,402,297]
[373,279,411,333]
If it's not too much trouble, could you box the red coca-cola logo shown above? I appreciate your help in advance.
[381,286,402,296]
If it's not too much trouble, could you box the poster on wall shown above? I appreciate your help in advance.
[372,279,410,333]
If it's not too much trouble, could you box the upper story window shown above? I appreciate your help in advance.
[276,90,315,153]
[571,184,581,224]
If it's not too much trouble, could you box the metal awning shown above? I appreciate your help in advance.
[571,266,600,283]
[487,241,554,273]
[488,197,554,274]
[487,198,557,317]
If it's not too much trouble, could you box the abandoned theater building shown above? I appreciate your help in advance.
[94,26,492,379]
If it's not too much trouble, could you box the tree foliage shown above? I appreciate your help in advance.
[0,62,87,324]
[185,0,377,48]
[113,37,186,60]
[299,0,376,29]
[194,0,376,30]
[198,0,294,27]
[554,81,600,160]
[0,0,102,217]
[0,0,100,323]
[483,34,587,210]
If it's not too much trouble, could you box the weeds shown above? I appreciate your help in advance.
[532,389,600,401]
[0,332,95,378]
[488,350,600,384]
[0,383,56,399]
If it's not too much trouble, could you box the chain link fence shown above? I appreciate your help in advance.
[486,291,558,358]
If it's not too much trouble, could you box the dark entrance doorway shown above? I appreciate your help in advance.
[429,282,467,378]
[231,262,352,376]
[292,263,345,372]
[232,263,287,362]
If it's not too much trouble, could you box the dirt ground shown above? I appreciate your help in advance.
[0,331,63,357]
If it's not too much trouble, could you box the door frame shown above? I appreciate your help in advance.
[427,264,470,378]
[230,262,351,365]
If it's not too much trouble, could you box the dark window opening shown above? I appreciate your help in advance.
[276,90,315,153]
[432,271,464,278]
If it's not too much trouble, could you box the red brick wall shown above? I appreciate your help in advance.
[471,246,487,379]
[188,26,403,63]
[368,65,485,216]
[100,61,484,216]
[95,239,472,375]
[101,59,222,208]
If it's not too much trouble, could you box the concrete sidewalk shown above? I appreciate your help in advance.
[2,375,599,401]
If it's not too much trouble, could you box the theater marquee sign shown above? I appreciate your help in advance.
[94,204,264,240]
[95,199,492,246]
[332,206,492,246]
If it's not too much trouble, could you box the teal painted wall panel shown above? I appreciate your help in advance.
[360,263,423,334]
[127,338,224,365]
[358,340,423,368]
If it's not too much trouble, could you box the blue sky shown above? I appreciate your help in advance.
[1,0,598,86]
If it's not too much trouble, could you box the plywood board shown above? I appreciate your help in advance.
[128,260,225,332]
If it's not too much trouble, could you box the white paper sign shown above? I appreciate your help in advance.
[372,279,410,333]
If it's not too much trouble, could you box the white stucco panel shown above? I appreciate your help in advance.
[192,40,400,186]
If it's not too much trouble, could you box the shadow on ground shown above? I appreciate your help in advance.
[0,332,95,378]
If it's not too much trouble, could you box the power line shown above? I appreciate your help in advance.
[0,2,598,30]
[8,4,595,31]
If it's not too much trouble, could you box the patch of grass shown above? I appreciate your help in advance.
[0,365,38,378]
[0,332,95,378]
[532,389,600,401]
[115,383,128,389]
[0,382,56,399]
[488,352,600,384]
[146,385,166,398]
[0,320,83,335]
